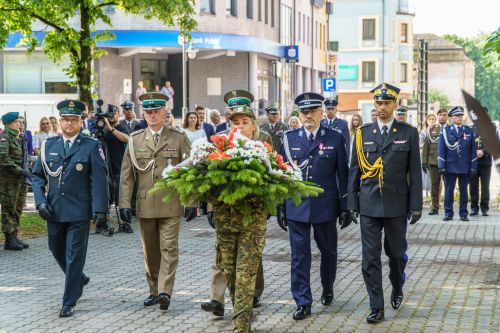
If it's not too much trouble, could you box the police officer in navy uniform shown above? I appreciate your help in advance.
[348,83,423,323]
[32,100,108,318]
[320,98,350,149]
[438,106,477,221]
[469,108,492,216]
[279,92,351,320]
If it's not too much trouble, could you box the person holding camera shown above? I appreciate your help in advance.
[31,100,108,317]
[100,105,132,233]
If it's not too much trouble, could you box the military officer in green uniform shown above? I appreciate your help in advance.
[213,90,269,333]
[422,111,445,215]
[0,112,31,250]
[259,105,288,152]
[395,106,408,123]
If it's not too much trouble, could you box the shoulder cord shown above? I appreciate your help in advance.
[441,126,459,151]
[282,132,309,172]
[355,128,383,191]
[40,139,63,191]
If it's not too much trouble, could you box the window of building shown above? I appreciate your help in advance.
[303,14,306,43]
[307,17,310,45]
[362,61,376,84]
[200,0,216,14]
[226,0,237,16]
[400,22,408,43]
[265,0,268,24]
[246,0,253,18]
[280,4,292,45]
[362,19,376,40]
[400,62,408,82]
[258,0,262,21]
[270,0,274,27]
[297,12,301,41]
[315,21,318,48]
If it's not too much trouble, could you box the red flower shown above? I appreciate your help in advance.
[263,142,273,152]
[208,151,231,160]
[274,153,289,170]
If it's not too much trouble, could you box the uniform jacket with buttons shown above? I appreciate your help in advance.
[421,124,442,166]
[437,125,477,174]
[119,127,191,219]
[119,119,140,134]
[31,134,109,222]
[348,121,423,218]
[320,117,350,151]
[259,121,289,152]
[280,126,348,224]
[472,125,492,166]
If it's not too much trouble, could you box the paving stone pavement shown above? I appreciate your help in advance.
[0,207,499,333]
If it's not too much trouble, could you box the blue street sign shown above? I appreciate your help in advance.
[322,78,336,92]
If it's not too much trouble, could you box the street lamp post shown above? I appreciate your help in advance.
[180,35,198,121]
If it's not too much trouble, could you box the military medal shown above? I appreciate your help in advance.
[319,143,324,155]
[75,163,83,172]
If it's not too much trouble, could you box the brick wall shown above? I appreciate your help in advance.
[96,49,133,107]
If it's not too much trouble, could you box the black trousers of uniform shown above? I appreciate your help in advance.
[47,221,90,306]
[360,215,408,310]
[469,164,491,213]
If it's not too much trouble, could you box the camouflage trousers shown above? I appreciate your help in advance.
[0,177,26,234]
[215,204,267,333]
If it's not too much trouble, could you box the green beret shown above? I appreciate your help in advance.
[57,100,86,116]
[1,112,20,124]
[139,92,168,110]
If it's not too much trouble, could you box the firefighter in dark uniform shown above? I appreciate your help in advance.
[32,100,109,318]
[279,92,351,321]
[348,83,423,323]
[438,106,477,221]
[469,108,492,216]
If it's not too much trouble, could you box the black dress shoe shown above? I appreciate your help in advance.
[391,291,403,309]
[201,300,224,316]
[119,223,134,234]
[460,216,469,221]
[470,211,479,216]
[252,296,261,308]
[443,216,453,221]
[320,290,334,305]
[158,293,171,311]
[482,211,489,216]
[428,209,438,215]
[143,295,159,306]
[59,305,74,318]
[292,305,311,320]
[366,309,384,323]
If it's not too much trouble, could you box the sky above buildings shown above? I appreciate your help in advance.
[413,0,499,37]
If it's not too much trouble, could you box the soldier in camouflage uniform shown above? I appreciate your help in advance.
[0,112,31,250]
[214,90,269,333]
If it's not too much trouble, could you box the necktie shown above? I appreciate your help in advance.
[153,133,159,146]
[64,140,71,156]
[329,120,333,127]
[382,125,388,142]
[308,132,314,144]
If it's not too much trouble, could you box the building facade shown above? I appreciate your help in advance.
[413,33,475,109]
[329,0,415,121]
[1,0,330,128]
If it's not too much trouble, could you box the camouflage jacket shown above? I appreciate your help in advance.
[0,130,23,176]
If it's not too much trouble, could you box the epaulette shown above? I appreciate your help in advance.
[330,127,342,134]
[79,135,98,142]
[360,123,372,129]
[46,135,59,140]
[130,128,145,136]
[168,126,185,135]
[285,127,300,134]
[398,121,413,127]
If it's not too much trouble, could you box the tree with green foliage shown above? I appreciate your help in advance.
[0,1,196,108]
[444,33,500,120]
[484,27,500,65]
[428,88,450,109]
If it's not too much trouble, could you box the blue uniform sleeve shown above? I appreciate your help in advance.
[336,134,349,211]
[437,130,446,169]
[31,154,47,207]
[90,142,109,214]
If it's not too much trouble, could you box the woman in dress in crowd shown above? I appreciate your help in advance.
[182,111,207,144]
[348,114,363,161]
[33,117,57,156]
[288,116,302,129]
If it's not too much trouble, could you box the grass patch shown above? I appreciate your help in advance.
[0,212,47,241]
